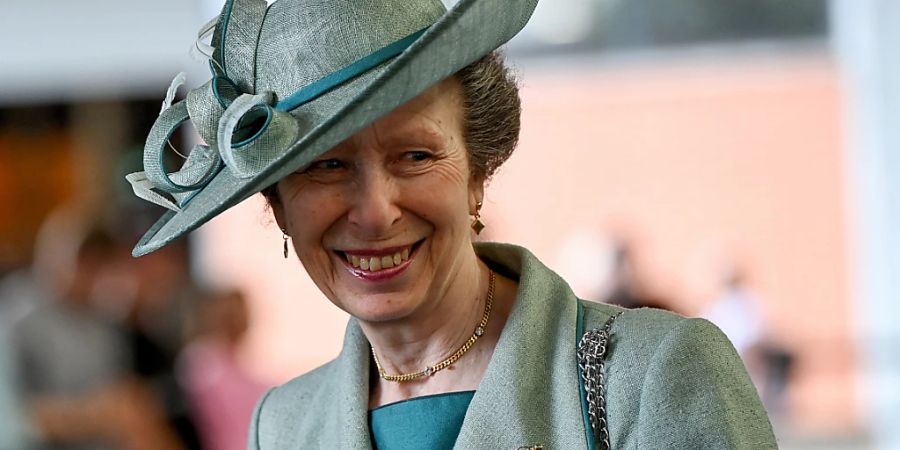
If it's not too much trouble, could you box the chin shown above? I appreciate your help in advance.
[342,292,421,324]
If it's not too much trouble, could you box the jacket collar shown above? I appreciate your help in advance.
[333,243,590,449]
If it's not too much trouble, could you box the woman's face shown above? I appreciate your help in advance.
[273,79,484,323]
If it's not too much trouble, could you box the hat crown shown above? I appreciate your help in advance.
[255,0,446,101]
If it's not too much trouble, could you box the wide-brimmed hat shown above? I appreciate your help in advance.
[125,0,537,257]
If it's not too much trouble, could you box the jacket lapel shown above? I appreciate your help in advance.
[333,321,375,449]
[453,244,590,450]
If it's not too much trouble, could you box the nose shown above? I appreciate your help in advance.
[346,169,402,237]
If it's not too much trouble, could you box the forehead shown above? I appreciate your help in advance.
[338,77,464,149]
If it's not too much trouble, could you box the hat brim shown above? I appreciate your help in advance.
[133,0,537,257]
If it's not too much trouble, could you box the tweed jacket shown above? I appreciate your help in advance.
[248,243,778,449]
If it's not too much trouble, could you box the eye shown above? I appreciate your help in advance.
[401,150,433,163]
[394,150,439,175]
[299,158,351,183]
[307,158,345,171]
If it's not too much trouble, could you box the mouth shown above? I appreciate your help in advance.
[336,239,424,279]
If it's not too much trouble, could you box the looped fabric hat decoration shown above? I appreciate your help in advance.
[126,0,538,257]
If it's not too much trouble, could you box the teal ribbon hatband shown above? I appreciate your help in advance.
[274,27,427,112]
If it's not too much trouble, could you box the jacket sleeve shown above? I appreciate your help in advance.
[635,317,778,449]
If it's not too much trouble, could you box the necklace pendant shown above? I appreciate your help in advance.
[475,326,485,337]
[424,367,434,377]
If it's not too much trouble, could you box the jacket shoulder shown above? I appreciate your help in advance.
[582,304,777,449]
[263,358,338,410]
[248,359,341,449]
[632,316,777,448]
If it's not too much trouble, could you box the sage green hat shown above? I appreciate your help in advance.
[126,0,537,257]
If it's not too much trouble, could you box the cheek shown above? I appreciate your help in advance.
[279,184,343,251]
[293,206,337,247]
[280,178,332,221]
[401,171,471,228]
[285,195,344,296]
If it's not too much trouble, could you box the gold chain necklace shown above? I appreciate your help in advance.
[371,270,495,382]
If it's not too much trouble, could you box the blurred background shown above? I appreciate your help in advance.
[1,0,898,449]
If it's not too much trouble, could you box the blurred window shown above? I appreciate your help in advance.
[510,0,828,55]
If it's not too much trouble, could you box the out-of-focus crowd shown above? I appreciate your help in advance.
[0,207,270,450]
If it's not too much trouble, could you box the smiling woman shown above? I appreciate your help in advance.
[125,0,778,448]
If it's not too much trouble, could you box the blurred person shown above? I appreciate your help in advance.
[0,316,32,449]
[701,268,764,356]
[0,261,47,450]
[10,214,184,450]
[121,241,203,450]
[0,269,41,332]
[702,267,794,418]
[554,230,617,301]
[177,289,269,450]
[124,0,776,448]
[605,241,676,311]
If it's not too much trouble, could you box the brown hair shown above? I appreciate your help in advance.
[262,50,521,205]
[456,50,522,181]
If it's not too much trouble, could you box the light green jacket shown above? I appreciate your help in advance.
[248,243,778,449]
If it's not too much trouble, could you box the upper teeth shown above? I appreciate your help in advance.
[347,248,410,271]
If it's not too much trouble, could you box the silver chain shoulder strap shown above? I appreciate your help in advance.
[577,311,623,450]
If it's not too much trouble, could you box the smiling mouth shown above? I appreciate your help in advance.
[338,239,424,273]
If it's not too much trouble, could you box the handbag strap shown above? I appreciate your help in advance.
[577,302,623,450]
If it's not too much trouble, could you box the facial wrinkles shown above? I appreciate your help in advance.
[340,109,467,242]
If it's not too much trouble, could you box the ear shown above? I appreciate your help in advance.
[468,174,486,214]
[268,186,288,232]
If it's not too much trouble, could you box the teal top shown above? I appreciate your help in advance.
[369,391,475,450]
